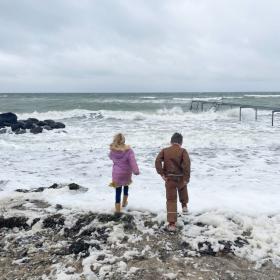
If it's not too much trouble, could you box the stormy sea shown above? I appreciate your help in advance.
[1,92,280,279]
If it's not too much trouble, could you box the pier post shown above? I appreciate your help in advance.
[255,108,258,121]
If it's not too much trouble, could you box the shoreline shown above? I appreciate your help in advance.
[1,188,279,280]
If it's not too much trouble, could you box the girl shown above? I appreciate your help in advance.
[109,133,139,213]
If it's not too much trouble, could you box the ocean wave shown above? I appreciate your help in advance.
[13,105,270,124]
[244,94,280,98]
[16,109,103,121]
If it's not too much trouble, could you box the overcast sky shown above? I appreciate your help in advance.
[0,0,280,93]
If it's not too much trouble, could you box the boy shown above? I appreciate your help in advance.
[155,133,191,231]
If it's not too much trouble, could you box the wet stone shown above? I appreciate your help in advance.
[198,241,216,256]
[31,218,40,227]
[0,216,29,230]
[56,204,63,210]
[234,237,249,248]
[69,240,90,257]
[97,254,105,261]
[68,183,80,190]
[48,183,59,189]
[43,214,65,229]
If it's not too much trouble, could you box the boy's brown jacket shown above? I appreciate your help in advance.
[155,144,191,183]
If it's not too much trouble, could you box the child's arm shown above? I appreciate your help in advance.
[182,149,191,184]
[128,150,139,175]
[155,149,165,178]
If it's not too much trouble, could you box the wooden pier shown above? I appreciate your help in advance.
[190,100,280,126]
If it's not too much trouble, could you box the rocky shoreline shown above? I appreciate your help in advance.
[0,112,66,134]
[0,185,280,280]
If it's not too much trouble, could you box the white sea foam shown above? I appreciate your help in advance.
[244,94,280,98]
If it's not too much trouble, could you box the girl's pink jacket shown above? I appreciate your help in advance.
[109,148,139,186]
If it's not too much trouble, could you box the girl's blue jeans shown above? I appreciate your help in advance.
[115,186,128,203]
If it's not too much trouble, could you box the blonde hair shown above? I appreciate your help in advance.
[110,133,129,150]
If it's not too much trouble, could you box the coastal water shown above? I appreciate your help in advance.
[1,92,280,113]
[1,92,280,213]
[1,92,280,265]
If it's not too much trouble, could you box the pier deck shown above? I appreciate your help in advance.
[190,100,280,126]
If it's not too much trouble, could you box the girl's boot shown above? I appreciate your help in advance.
[115,203,121,213]
[122,195,128,208]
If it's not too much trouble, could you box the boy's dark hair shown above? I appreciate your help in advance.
[171,132,183,145]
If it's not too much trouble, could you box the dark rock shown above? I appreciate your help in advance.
[91,243,101,250]
[37,121,47,126]
[15,189,29,193]
[68,183,80,190]
[122,215,136,231]
[218,240,233,254]
[98,213,121,223]
[195,222,206,227]
[0,216,29,229]
[48,183,59,189]
[30,126,43,134]
[43,125,52,130]
[0,112,17,126]
[22,121,35,129]
[53,122,66,129]
[80,228,96,237]
[181,241,191,249]
[66,213,97,237]
[97,254,105,261]
[0,128,7,134]
[15,128,26,135]
[31,218,41,227]
[44,119,56,126]
[69,240,90,257]
[27,118,39,124]
[11,122,25,131]
[33,187,45,192]
[234,237,249,248]
[55,204,63,210]
[43,214,65,229]
[198,241,216,256]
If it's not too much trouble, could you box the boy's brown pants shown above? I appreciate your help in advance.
[165,178,189,223]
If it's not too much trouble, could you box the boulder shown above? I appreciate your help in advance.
[15,129,26,135]
[43,125,52,130]
[22,120,36,129]
[69,240,90,256]
[27,118,39,124]
[11,121,25,131]
[53,122,66,129]
[44,119,56,126]
[68,183,80,190]
[37,121,47,126]
[43,120,65,129]
[0,128,7,134]
[0,112,17,127]
[30,126,43,134]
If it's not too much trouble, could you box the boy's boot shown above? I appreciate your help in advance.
[122,195,128,208]
[167,222,176,232]
[115,203,121,213]
[182,204,188,215]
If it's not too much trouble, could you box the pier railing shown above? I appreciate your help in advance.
[190,100,280,126]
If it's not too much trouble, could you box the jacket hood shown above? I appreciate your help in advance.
[110,144,130,152]
[110,148,131,160]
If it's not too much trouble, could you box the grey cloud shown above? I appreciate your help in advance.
[0,0,280,92]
